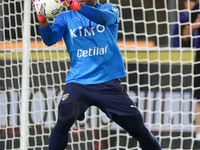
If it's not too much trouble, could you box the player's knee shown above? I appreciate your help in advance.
[58,103,79,123]
[58,112,76,124]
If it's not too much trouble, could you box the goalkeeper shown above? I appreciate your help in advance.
[33,0,162,149]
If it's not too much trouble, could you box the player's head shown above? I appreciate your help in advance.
[78,0,96,7]
[183,0,198,10]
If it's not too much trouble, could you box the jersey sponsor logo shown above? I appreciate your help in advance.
[61,93,69,101]
[70,24,105,38]
[77,46,108,58]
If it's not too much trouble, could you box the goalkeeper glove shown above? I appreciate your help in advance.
[31,0,47,21]
[36,14,47,21]
[60,0,81,11]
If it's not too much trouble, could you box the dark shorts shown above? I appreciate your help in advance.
[59,79,140,120]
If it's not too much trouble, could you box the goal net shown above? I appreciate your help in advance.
[0,0,198,150]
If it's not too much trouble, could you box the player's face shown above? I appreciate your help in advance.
[78,0,96,7]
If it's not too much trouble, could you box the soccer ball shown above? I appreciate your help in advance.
[34,0,63,19]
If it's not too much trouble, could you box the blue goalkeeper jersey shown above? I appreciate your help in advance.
[39,3,126,84]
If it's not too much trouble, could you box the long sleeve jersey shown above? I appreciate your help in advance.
[39,3,126,84]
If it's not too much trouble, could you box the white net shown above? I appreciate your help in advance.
[0,0,198,150]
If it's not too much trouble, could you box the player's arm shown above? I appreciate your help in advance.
[65,0,118,26]
[38,20,48,28]
[39,22,64,46]
[79,4,118,26]
[36,16,64,46]
[32,1,65,46]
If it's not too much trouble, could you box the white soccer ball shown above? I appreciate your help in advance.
[34,0,63,19]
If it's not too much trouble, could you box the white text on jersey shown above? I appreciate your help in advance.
[77,46,108,58]
[70,24,105,37]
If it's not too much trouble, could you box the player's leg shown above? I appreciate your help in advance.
[48,103,84,150]
[93,79,161,149]
[48,83,90,150]
[112,113,161,150]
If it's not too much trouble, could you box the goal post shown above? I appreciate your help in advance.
[20,0,31,149]
[0,0,199,150]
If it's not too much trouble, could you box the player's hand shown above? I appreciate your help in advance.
[60,0,81,11]
[31,0,47,21]
[60,0,71,7]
